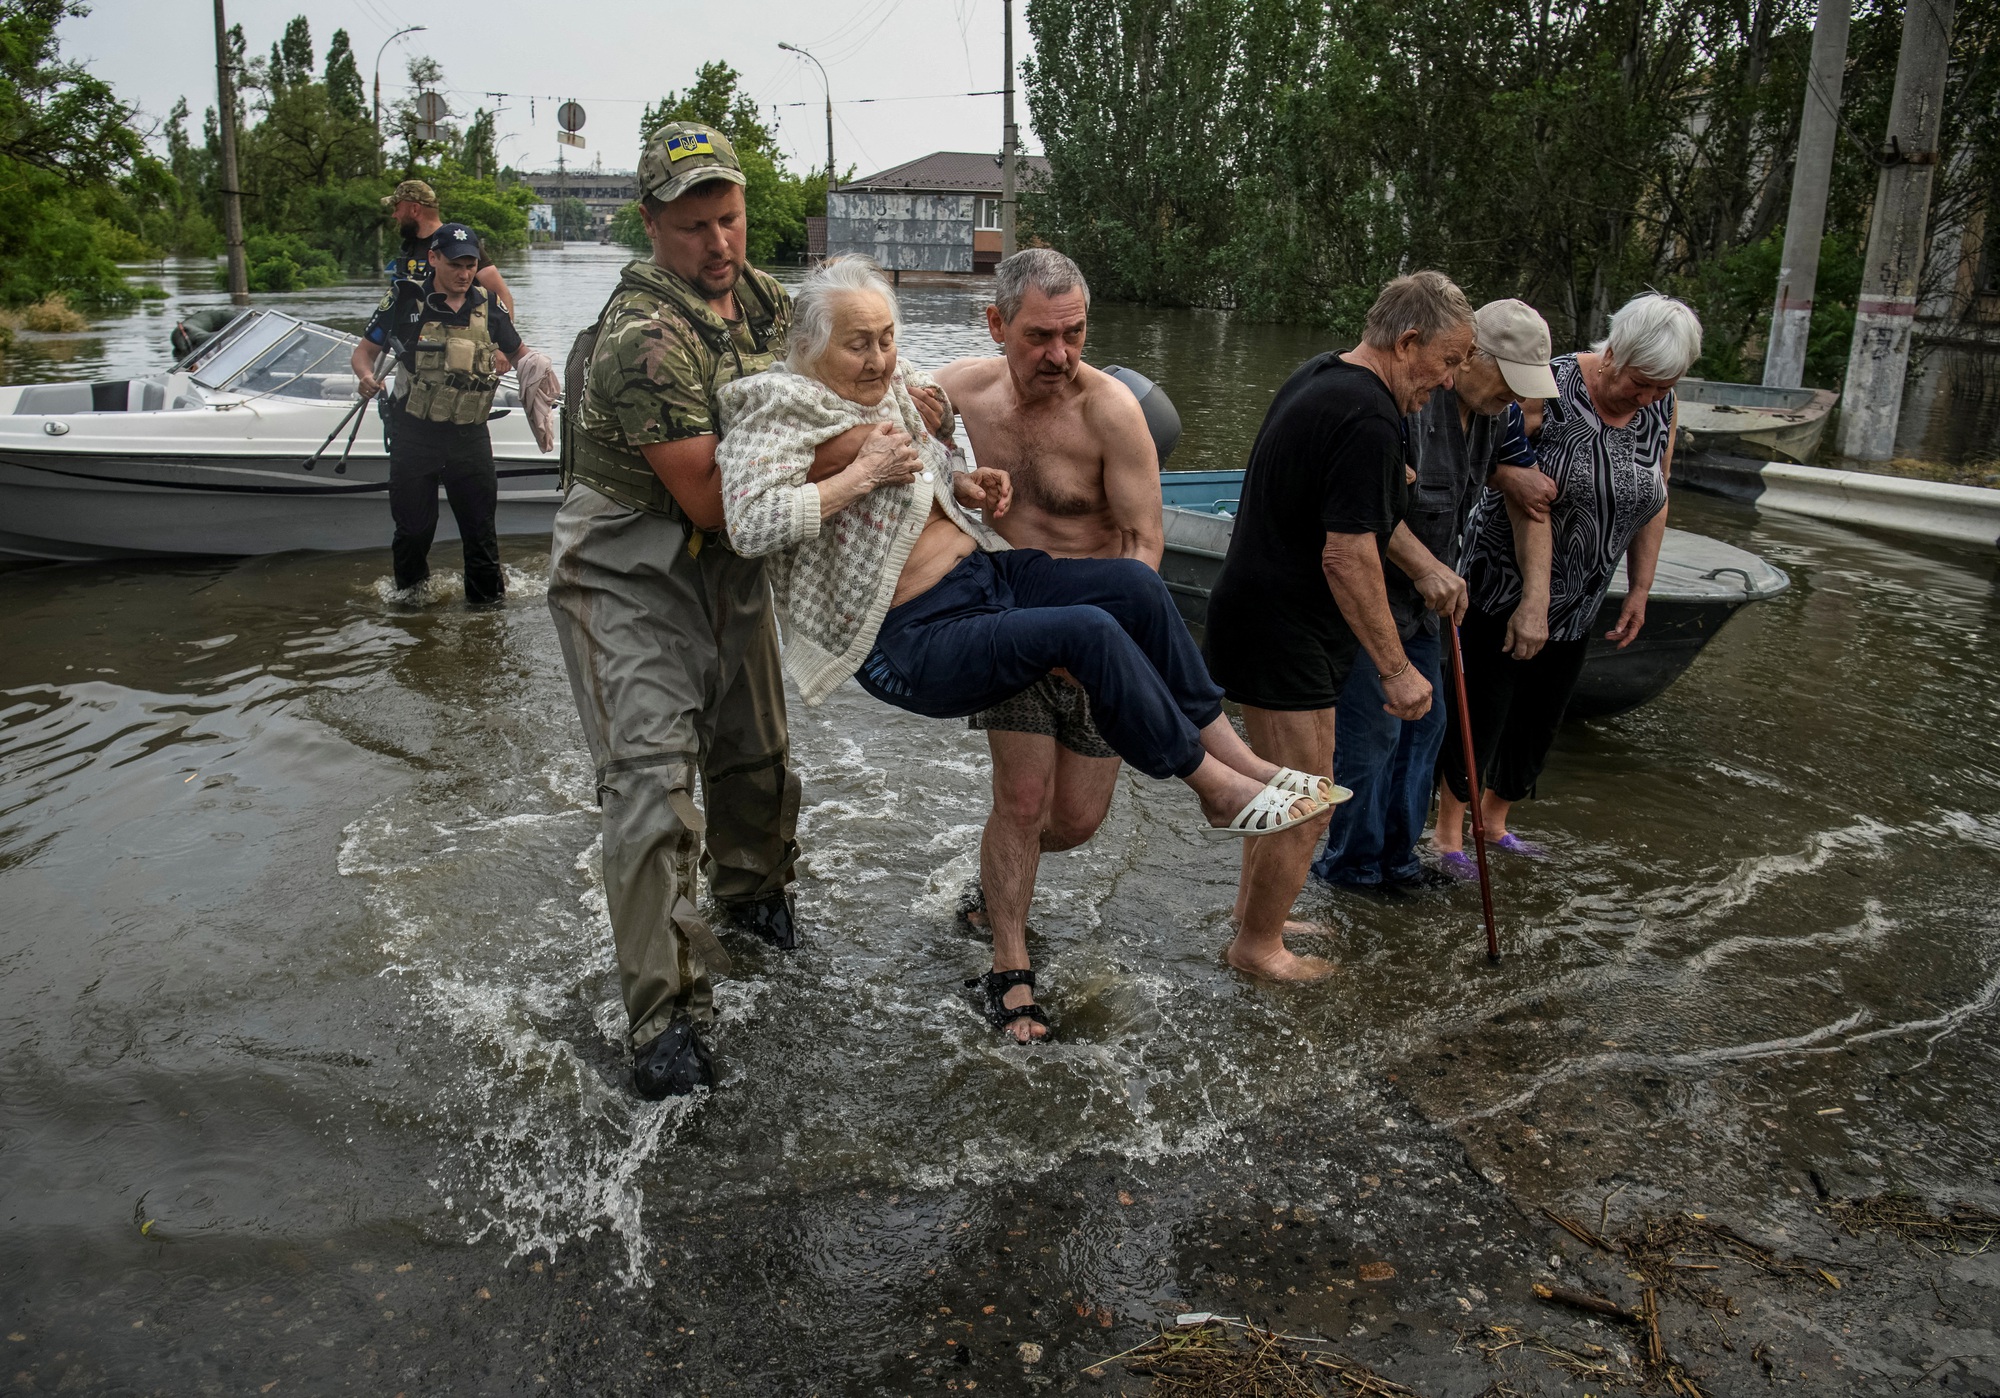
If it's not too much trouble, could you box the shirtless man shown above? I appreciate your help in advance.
[934,248,1163,1042]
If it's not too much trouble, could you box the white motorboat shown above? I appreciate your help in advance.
[0,309,561,562]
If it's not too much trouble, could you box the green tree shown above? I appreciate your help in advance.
[462,107,497,180]
[155,24,534,279]
[635,61,812,264]
[639,61,776,153]
[609,200,648,250]
[1021,0,2000,380]
[269,14,312,90]
[324,29,364,121]
[0,0,156,305]
[0,0,143,182]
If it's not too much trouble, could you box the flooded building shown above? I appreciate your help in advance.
[826,151,1050,274]
[516,168,637,240]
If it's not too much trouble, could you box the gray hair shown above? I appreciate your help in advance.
[1595,292,1703,381]
[1361,270,1475,350]
[788,255,900,375]
[993,247,1091,322]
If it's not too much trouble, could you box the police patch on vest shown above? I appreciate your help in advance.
[665,131,714,162]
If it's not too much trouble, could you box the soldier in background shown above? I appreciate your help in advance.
[543,124,799,1099]
[383,178,516,314]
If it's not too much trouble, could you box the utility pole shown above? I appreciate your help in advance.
[1001,0,1018,259]
[212,0,248,305]
[371,27,423,279]
[372,27,423,150]
[1762,0,1849,389]
[1835,0,1957,461]
[777,44,835,193]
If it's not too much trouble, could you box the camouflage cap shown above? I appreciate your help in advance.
[637,122,746,204]
[381,178,439,208]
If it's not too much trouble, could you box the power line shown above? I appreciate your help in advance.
[777,89,1002,107]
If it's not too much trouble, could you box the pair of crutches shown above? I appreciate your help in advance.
[300,344,401,474]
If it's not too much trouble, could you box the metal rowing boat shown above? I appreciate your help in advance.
[1155,468,1789,719]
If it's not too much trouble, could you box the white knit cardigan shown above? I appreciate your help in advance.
[716,362,1008,706]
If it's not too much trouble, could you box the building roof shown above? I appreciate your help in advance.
[837,150,1050,195]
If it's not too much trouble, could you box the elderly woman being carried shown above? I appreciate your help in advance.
[718,256,1335,846]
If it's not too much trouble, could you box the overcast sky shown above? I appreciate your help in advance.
[61,0,1041,180]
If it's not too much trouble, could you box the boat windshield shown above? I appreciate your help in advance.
[184,312,359,400]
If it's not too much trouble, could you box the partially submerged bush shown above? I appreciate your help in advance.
[22,294,88,333]
[221,233,344,294]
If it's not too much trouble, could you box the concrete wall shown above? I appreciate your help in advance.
[1677,453,2000,551]
[826,192,974,273]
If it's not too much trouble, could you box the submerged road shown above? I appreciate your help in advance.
[1,252,1997,1394]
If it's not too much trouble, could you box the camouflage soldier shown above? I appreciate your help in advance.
[545,123,800,1099]
[382,178,516,314]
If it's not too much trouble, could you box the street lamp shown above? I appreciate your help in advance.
[778,42,835,193]
[373,25,425,146]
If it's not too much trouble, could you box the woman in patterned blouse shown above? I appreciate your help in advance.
[1432,293,1703,874]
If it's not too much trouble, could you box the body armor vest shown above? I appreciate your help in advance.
[401,299,501,427]
[563,268,783,518]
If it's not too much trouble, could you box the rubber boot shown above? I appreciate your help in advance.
[723,892,797,951]
[631,1018,714,1100]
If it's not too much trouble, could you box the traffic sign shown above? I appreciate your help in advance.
[557,101,586,133]
[415,91,447,123]
[556,131,585,148]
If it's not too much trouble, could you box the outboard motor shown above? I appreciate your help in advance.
[1102,364,1183,466]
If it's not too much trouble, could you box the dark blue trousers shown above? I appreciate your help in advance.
[857,550,1222,781]
[1312,629,1445,887]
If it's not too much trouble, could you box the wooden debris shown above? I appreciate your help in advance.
[1639,1287,1665,1368]
[1097,1316,1427,1397]
[1531,1282,1638,1323]
[1539,1206,1617,1253]
[1468,1324,1637,1387]
[1826,1192,2000,1255]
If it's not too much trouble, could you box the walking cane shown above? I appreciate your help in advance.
[1447,620,1501,964]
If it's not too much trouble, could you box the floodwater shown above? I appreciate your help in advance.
[2,251,1998,1395]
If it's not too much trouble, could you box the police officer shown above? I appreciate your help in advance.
[546,123,801,1099]
[383,178,516,314]
[351,221,526,604]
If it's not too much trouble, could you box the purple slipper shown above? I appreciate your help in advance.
[1492,832,1548,858]
[1437,851,1480,881]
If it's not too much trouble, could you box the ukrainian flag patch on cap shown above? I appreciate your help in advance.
[665,131,715,162]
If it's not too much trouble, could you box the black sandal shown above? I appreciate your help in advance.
[965,969,1052,1042]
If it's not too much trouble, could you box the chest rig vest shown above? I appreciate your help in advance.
[400,297,501,427]
[562,267,782,519]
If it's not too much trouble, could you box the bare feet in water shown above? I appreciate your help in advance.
[999,981,1048,1043]
[1224,920,1338,982]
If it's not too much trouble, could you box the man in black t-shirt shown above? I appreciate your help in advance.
[350,223,529,604]
[1206,271,1475,981]
[382,178,516,314]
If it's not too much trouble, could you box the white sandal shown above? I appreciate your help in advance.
[1207,785,1327,838]
[1267,767,1352,807]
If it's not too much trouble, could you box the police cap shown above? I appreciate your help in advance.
[428,222,482,261]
